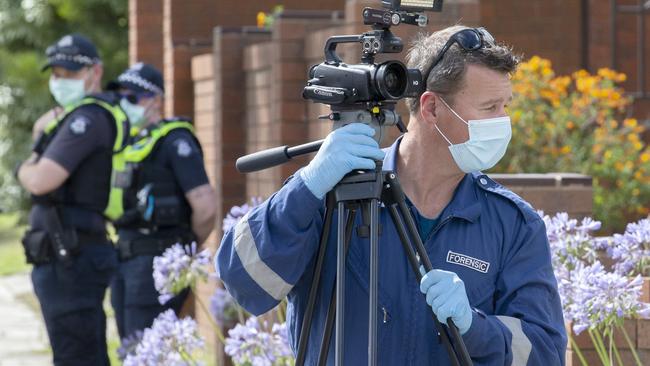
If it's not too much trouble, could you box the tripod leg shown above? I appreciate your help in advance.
[386,204,461,366]
[335,201,346,366]
[385,173,473,366]
[368,198,380,366]
[318,207,357,366]
[394,199,473,366]
[296,194,335,366]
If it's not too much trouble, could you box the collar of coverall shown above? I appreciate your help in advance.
[382,135,482,223]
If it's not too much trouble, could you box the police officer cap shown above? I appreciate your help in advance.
[42,34,100,72]
[107,63,164,95]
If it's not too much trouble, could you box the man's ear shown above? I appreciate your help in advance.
[91,63,104,87]
[419,91,439,127]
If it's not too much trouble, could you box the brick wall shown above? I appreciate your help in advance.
[128,0,163,69]
[244,41,279,198]
[480,0,583,75]
[490,173,593,218]
[566,315,650,365]
[242,12,347,196]
[587,0,650,121]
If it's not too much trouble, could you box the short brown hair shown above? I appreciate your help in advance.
[405,25,520,113]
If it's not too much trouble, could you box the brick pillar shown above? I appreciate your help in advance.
[191,52,222,364]
[271,16,312,181]
[243,11,345,197]
[244,41,279,198]
[192,27,273,364]
[162,0,215,118]
[215,28,271,217]
[587,0,650,122]
[128,0,163,69]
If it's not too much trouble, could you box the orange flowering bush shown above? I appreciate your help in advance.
[494,56,650,230]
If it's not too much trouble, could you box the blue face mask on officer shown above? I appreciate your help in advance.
[435,97,512,173]
[48,67,95,107]
[49,77,85,107]
[120,98,147,128]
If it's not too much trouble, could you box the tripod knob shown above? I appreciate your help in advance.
[319,112,340,121]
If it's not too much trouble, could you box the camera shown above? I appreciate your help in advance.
[301,0,443,139]
[302,0,443,107]
[234,0,444,173]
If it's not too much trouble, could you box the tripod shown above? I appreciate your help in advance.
[236,136,473,366]
[289,163,473,366]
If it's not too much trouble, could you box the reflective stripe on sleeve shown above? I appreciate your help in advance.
[496,315,532,366]
[233,213,293,301]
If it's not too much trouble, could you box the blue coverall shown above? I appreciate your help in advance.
[216,137,567,365]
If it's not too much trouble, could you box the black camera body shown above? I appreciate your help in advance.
[303,59,423,105]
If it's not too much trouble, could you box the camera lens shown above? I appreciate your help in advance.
[375,61,407,100]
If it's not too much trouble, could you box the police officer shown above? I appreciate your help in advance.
[16,34,129,365]
[108,63,217,341]
[216,25,567,365]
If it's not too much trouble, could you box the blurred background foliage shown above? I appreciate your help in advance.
[0,0,127,216]
[495,56,649,232]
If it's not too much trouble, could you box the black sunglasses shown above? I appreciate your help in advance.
[120,92,155,104]
[422,27,495,87]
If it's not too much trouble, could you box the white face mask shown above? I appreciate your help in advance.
[49,77,86,107]
[435,98,512,173]
[120,98,146,128]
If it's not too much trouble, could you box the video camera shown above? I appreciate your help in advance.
[302,0,443,139]
[235,0,445,172]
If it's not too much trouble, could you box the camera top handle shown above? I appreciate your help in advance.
[324,8,428,65]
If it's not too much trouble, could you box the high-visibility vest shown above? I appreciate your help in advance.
[41,95,130,220]
[114,118,199,230]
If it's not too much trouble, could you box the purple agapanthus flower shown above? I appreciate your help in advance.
[603,218,650,276]
[222,197,263,233]
[224,317,294,366]
[124,310,205,366]
[210,287,240,324]
[563,261,650,335]
[539,211,603,270]
[153,242,212,304]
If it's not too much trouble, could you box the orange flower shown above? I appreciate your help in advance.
[598,68,627,83]
[641,152,650,163]
[624,118,638,128]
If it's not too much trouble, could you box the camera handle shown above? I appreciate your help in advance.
[324,35,364,64]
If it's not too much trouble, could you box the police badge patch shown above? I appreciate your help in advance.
[58,35,73,47]
[176,140,192,157]
[69,116,89,135]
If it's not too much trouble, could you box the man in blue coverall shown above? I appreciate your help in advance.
[216,25,567,365]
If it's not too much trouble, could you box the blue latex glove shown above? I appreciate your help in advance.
[419,268,473,335]
[300,123,385,199]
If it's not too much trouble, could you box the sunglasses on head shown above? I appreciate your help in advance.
[120,92,155,104]
[422,27,495,87]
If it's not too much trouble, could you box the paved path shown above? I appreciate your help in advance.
[0,273,51,366]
